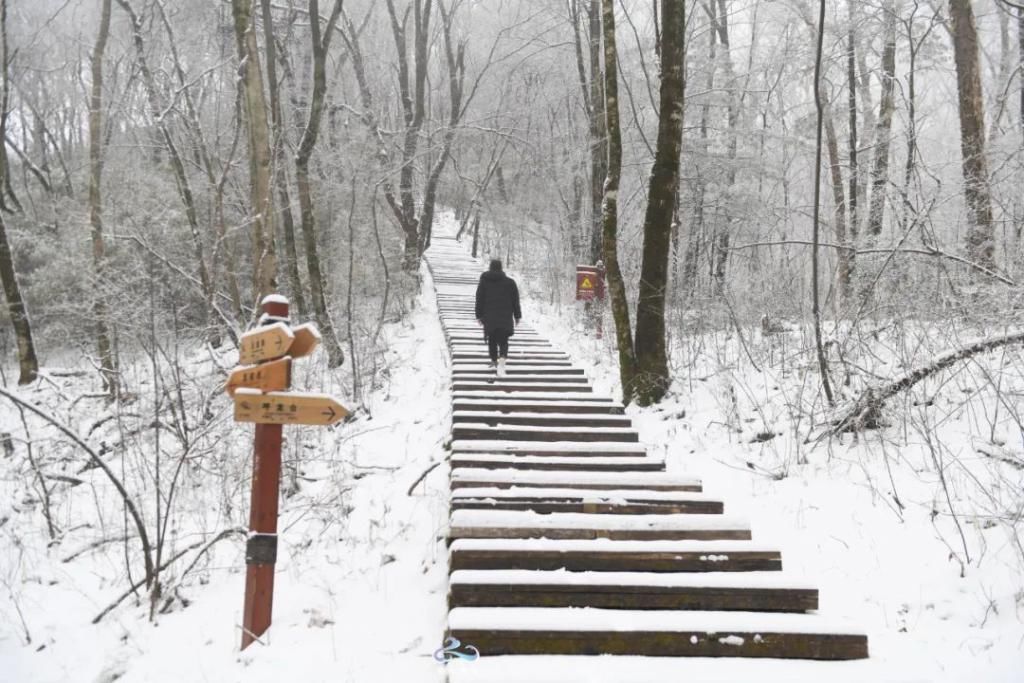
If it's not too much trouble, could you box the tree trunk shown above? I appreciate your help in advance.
[588,0,608,262]
[385,0,432,272]
[710,0,738,297]
[824,105,849,308]
[949,0,996,269]
[295,0,344,368]
[231,0,277,305]
[261,0,308,319]
[417,1,464,258]
[845,1,859,296]
[600,0,638,403]
[865,2,896,239]
[0,212,37,384]
[88,0,118,399]
[0,0,37,384]
[633,0,685,406]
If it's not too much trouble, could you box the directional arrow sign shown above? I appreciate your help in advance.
[239,322,295,365]
[233,390,350,426]
[226,357,292,396]
[288,323,321,359]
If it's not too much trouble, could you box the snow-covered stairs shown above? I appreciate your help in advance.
[425,235,869,663]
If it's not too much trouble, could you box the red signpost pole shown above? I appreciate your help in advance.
[241,296,290,650]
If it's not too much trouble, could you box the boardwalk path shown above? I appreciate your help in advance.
[424,234,868,663]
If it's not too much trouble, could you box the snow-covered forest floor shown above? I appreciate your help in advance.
[2,241,1023,681]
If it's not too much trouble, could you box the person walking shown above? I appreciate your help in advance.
[475,259,521,376]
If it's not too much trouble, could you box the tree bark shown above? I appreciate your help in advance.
[588,0,608,262]
[600,0,638,403]
[0,212,37,384]
[0,0,37,384]
[844,2,859,300]
[295,0,345,368]
[417,0,464,257]
[232,0,277,305]
[811,0,835,405]
[261,0,308,319]
[949,0,996,269]
[709,0,738,297]
[384,0,432,271]
[88,0,118,399]
[633,0,685,406]
[824,105,849,307]
[865,1,897,239]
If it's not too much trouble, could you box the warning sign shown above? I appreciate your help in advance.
[576,265,605,301]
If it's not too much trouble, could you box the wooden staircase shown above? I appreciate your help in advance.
[425,235,869,662]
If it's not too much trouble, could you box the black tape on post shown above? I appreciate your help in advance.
[246,533,278,565]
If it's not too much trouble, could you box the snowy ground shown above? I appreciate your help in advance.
[3,218,1023,681]
[1,271,453,683]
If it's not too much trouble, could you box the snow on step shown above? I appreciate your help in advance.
[450,536,782,573]
[453,392,611,401]
[452,384,594,394]
[450,375,588,383]
[451,440,645,456]
[446,607,869,659]
[450,468,700,491]
[450,453,665,472]
[450,487,716,503]
[451,411,632,428]
[449,569,814,591]
[449,509,750,541]
[453,424,639,444]
[452,366,583,374]
[452,399,625,415]
[449,486,722,514]
[448,572,818,612]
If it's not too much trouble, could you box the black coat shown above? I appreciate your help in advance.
[475,270,521,335]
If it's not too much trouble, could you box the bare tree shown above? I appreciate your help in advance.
[633,0,686,405]
[88,0,118,398]
[0,0,37,384]
[949,0,996,270]
[295,0,345,367]
[232,0,278,304]
[600,0,638,402]
[261,0,308,319]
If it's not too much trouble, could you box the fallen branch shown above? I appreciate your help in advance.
[832,329,1024,433]
[0,388,156,587]
[407,461,441,495]
[92,527,244,623]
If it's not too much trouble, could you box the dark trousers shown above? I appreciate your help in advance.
[487,328,512,362]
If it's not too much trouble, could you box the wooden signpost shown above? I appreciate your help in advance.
[231,295,349,650]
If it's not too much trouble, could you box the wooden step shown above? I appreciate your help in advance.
[446,607,869,659]
[451,441,646,457]
[452,366,584,375]
[450,486,721,514]
[452,353,571,361]
[450,453,665,472]
[452,424,639,443]
[451,375,589,384]
[450,468,700,492]
[448,570,817,612]
[448,538,780,572]
[452,399,625,414]
[452,382,594,393]
[449,510,751,542]
[451,411,632,428]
